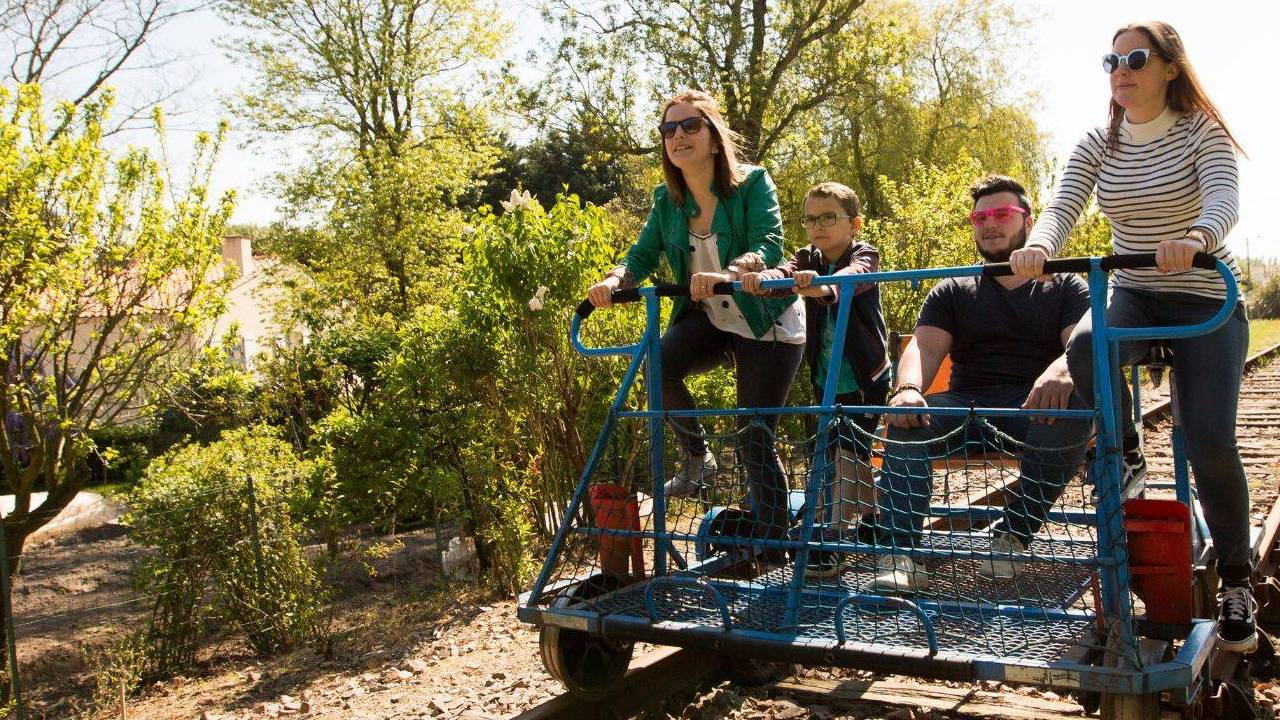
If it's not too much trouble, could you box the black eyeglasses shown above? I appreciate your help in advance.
[658,116,706,139]
[800,212,853,229]
[1103,48,1151,74]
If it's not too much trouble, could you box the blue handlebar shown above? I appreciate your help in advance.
[569,253,1237,357]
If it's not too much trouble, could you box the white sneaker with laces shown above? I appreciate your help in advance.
[1217,584,1259,654]
[979,533,1028,580]
[663,451,718,498]
[870,553,928,593]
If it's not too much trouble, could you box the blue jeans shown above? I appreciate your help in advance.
[1065,287,1251,577]
[878,384,1092,549]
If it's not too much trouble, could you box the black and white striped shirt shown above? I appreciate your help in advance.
[1027,107,1243,299]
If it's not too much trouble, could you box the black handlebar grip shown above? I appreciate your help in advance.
[1192,251,1218,271]
[984,252,1220,278]
[575,287,646,319]
[983,257,1091,277]
[1098,253,1158,271]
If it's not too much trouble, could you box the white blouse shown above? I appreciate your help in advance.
[688,231,805,344]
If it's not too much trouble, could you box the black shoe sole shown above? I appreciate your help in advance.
[1217,631,1259,654]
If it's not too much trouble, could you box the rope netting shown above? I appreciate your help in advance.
[533,405,1142,666]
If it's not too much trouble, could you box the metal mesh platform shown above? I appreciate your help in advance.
[589,570,1094,663]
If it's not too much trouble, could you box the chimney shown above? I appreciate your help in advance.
[222,235,254,278]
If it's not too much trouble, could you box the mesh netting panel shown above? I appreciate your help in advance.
[531,406,1139,667]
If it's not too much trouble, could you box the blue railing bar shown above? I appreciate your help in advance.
[570,527,1115,567]
[643,577,733,630]
[694,576,1095,623]
[616,405,1096,420]
[835,594,939,654]
[1106,259,1237,344]
[524,327,652,605]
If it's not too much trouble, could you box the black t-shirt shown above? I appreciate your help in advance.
[917,273,1090,391]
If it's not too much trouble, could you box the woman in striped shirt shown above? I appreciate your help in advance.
[1009,21,1255,652]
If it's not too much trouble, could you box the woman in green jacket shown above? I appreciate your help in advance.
[588,90,804,562]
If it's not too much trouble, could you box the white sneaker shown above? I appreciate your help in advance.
[871,553,928,593]
[663,452,718,498]
[980,534,1028,580]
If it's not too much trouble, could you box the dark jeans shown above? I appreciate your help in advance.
[1066,287,1252,577]
[878,384,1092,549]
[660,308,804,549]
[826,376,891,461]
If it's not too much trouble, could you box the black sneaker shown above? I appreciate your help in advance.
[1090,449,1147,505]
[1217,584,1259,653]
[804,548,842,579]
[1122,448,1148,497]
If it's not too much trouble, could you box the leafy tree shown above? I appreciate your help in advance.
[0,84,233,568]
[532,0,869,160]
[224,0,508,321]
[2,0,212,137]
[864,156,985,332]
[477,128,631,212]
[768,0,1046,219]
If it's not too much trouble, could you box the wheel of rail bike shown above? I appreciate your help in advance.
[1098,632,1171,718]
[1078,689,1101,715]
[1100,692,1161,720]
[539,574,635,701]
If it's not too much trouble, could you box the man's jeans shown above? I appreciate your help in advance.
[878,384,1092,550]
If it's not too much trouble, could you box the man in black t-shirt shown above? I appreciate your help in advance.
[871,175,1093,593]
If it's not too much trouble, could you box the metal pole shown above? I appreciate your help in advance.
[645,295,668,576]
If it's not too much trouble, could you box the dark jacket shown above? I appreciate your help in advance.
[772,242,889,393]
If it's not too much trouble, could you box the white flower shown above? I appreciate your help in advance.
[528,296,543,311]
[500,188,535,212]
[535,285,548,299]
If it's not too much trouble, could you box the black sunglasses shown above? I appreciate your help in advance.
[1103,48,1151,74]
[658,116,706,139]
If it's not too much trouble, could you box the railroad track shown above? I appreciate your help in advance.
[516,342,1280,720]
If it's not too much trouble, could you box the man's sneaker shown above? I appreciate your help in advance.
[870,554,928,593]
[1090,449,1148,505]
[663,452,718,498]
[804,548,842,579]
[979,533,1028,580]
[1217,584,1259,654]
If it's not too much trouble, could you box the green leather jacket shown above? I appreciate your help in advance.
[616,165,797,338]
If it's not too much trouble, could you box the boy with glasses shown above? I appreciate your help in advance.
[742,182,890,578]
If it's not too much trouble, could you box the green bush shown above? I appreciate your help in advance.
[128,426,325,674]
[1251,274,1280,320]
[90,422,160,489]
[153,344,260,449]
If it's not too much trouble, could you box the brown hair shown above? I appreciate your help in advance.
[659,90,747,206]
[1106,21,1244,156]
[805,182,862,218]
[969,174,1031,214]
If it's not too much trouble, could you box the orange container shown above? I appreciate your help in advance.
[589,484,646,579]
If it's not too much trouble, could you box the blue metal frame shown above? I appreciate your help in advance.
[529,258,1239,698]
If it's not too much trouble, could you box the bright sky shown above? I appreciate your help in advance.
[56,1,1280,259]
